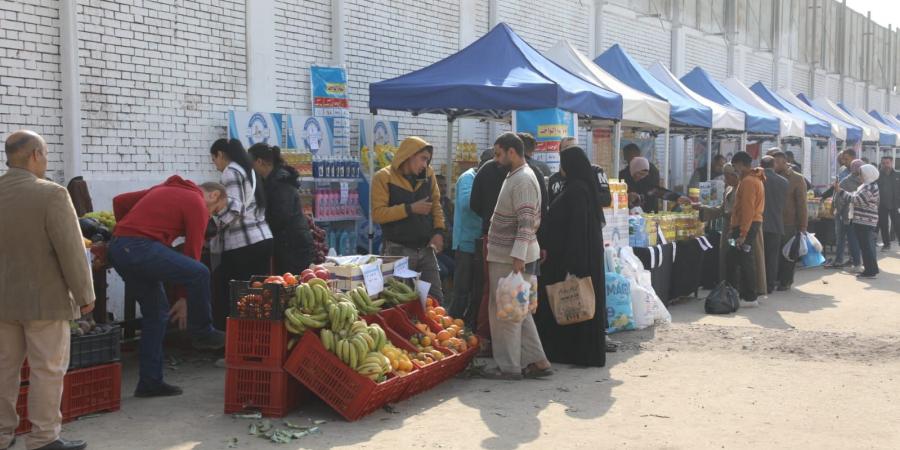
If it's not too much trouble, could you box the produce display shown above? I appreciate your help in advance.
[360,144,396,171]
[70,316,116,337]
[378,278,420,306]
[283,278,332,335]
[82,211,116,230]
[307,216,329,264]
[419,299,478,353]
[320,317,393,381]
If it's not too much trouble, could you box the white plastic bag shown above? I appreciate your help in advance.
[805,232,823,253]
[496,272,531,322]
[630,283,672,329]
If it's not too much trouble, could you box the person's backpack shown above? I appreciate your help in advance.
[704,281,740,314]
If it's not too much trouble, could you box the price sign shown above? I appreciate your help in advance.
[416,279,431,310]
[392,257,420,278]
[360,262,384,296]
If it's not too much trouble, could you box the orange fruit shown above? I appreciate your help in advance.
[442,317,454,328]
[437,330,451,341]
[453,319,465,328]
[421,335,432,347]
[446,327,457,338]
[415,323,429,333]
[426,298,436,308]
[467,335,479,347]
[433,306,446,316]
[426,310,438,321]
[439,339,451,348]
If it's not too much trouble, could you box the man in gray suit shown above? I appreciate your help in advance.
[760,154,788,294]
[0,130,94,450]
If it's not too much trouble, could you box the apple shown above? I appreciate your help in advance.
[264,275,284,285]
[312,265,326,272]
[300,272,317,283]
[300,269,315,278]
[314,269,330,280]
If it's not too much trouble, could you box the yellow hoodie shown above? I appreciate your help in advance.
[371,136,445,247]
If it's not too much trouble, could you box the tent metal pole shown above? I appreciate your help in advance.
[613,121,622,179]
[741,132,747,155]
[368,113,376,255]
[875,142,880,163]
[663,128,670,189]
[445,118,454,183]
[707,128,713,181]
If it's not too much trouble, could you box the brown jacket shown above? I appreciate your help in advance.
[779,168,808,230]
[0,168,95,320]
[730,168,766,238]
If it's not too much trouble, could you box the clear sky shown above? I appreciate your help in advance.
[844,0,900,30]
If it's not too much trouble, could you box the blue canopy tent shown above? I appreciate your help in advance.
[367,22,623,252]
[870,110,900,162]
[681,67,780,138]
[838,103,897,147]
[369,23,621,121]
[796,93,863,144]
[750,82,831,138]
[595,44,711,129]
[594,45,719,183]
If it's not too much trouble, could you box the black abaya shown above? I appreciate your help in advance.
[535,180,606,367]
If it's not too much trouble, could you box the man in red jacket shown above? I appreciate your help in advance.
[108,176,227,398]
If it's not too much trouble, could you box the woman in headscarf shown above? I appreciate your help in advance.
[626,156,691,213]
[699,163,767,294]
[836,164,880,278]
[534,146,606,367]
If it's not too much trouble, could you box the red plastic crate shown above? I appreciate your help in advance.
[378,308,454,398]
[225,318,290,369]
[15,385,31,435]
[224,366,306,418]
[283,331,411,421]
[61,362,121,423]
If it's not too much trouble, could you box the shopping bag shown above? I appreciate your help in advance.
[805,232,824,253]
[545,274,596,325]
[605,272,635,333]
[800,234,825,268]
[781,231,805,262]
[495,272,531,322]
[704,281,740,314]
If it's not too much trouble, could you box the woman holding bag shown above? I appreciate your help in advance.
[534,146,606,367]
[836,164,881,278]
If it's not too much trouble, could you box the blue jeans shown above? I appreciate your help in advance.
[108,237,214,389]
[834,219,861,265]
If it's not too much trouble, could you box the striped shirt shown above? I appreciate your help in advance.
[487,164,542,264]
[214,162,272,251]
[846,183,880,228]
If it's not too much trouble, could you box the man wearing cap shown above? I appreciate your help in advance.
[372,136,446,301]
[760,154,788,294]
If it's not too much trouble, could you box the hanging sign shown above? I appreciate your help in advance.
[360,262,384,296]
[512,108,577,173]
[311,66,350,118]
[227,111,283,149]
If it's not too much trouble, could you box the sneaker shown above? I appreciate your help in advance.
[856,272,877,279]
[740,300,760,308]
[135,381,183,398]
[192,329,226,351]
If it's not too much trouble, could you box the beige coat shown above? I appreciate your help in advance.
[0,169,95,320]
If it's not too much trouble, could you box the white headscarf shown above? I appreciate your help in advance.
[860,164,879,185]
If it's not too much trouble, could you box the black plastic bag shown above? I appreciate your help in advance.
[704,281,740,314]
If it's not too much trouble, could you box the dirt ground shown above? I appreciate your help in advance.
[49,249,900,450]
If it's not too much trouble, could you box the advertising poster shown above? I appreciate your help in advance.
[227,111,283,149]
[512,108,577,173]
[359,118,400,150]
[285,115,350,157]
[311,66,350,118]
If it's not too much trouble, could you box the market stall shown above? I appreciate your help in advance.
[841,104,898,162]
[808,96,881,161]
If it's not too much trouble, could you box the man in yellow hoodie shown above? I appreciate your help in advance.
[728,151,766,307]
[372,137,446,301]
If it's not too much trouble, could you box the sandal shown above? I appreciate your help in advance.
[522,364,553,379]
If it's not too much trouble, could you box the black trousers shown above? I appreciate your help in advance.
[215,239,273,330]
[877,208,900,246]
[464,237,485,329]
[727,222,760,302]
[763,231,782,293]
[778,226,798,288]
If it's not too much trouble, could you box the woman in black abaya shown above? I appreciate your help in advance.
[535,146,606,367]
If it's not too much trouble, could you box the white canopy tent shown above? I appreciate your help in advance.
[546,41,670,129]
[546,40,672,183]
[723,78,805,139]
[812,98,880,143]
[648,63,744,131]
[847,106,899,146]
[777,88,848,142]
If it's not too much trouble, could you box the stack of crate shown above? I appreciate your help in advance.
[224,279,308,417]
[15,326,122,435]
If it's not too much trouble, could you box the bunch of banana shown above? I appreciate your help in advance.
[283,278,332,335]
[347,286,386,315]
[380,278,420,306]
[319,320,392,380]
[326,301,359,334]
